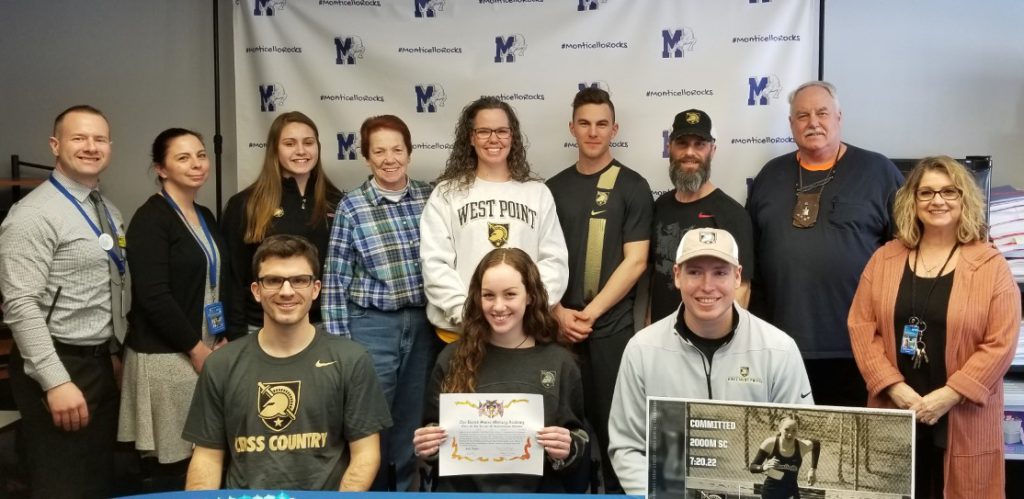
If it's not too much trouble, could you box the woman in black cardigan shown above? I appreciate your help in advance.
[118,128,231,491]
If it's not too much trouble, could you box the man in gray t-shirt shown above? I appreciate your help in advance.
[183,235,391,491]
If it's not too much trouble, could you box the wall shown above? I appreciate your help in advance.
[0,0,235,221]
[826,0,1024,187]
[0,0,1021,221]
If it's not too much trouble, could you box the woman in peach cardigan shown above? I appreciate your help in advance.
[848,156,1020,498]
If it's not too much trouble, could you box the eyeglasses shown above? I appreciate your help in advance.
[472,127,512,140]
[915,187,962,202]
[257,274,315,290]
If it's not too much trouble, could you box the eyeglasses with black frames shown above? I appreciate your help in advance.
[915,187,962,202]
[472,127,512,140]
[257,274,315,290]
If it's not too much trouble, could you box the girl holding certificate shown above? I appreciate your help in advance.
[413,248,589,493]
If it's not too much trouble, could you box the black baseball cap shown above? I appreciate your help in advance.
[669,109,715,142]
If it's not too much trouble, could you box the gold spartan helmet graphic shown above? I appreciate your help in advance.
[685,111,701,124]
[258,380,301,431]
[488,223,509,248]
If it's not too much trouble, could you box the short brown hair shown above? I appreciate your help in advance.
[53,105,107,136]
[359,115,412,159]
[572,86,615,122]
[252,234,321,280]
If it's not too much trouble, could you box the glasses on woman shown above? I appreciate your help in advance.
[915,187,962,202]
[472,127,512,140]
[257,274,315,290]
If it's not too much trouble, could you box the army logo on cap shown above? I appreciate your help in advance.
[258,380,301,432]
[685,111,701,124]
[699,230,717,244]
[488,222,509,248]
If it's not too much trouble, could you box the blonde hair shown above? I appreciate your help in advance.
[892,155,987,247]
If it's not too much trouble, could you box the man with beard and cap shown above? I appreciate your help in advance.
[746,81,902,408]
[648,109,753,323]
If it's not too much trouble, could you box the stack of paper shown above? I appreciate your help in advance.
[1014,322,1024,367]
[990,186,1024,368]
[990,185,1024,282]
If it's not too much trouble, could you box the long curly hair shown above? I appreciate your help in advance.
[243,111,341,243]
[435,97,535,193]
[892,155,987,248]
[441,248,561,393]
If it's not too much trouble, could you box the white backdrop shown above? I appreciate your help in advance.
[233,0,818,201]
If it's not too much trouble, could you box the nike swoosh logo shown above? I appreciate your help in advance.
[697,212,714,219]
[591,210,606,216]
[315,360,337,368]
[800,391,812,399]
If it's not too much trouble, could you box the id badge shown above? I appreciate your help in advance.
[900,324,919,356]
[205,301,226,335]
[792,192,822,228]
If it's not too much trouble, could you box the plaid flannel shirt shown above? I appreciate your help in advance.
[322,179,432,336]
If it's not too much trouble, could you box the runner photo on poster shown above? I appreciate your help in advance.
[646,398,915,499]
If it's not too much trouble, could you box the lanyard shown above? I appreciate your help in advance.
[795,144,842,193]
[909,243,959,323]
[48,176,125,275]
[161,190,218,289]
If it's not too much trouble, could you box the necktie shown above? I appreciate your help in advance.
[89,191,128,344]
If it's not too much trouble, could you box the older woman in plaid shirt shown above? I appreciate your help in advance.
[322,114,441,492]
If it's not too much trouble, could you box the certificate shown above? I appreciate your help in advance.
[438,392,544,476]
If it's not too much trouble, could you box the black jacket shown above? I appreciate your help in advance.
[125,194,234,354]
[221,173,341,336]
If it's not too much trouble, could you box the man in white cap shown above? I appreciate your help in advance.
[607,228,813,496]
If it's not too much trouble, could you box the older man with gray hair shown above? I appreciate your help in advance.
[745,81,903,407]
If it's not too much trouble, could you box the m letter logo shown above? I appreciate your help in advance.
[747,75,781,106]
[414,0,445,18]
[415,84,446,113]
[494,34,527,63]
[334,36,365,65]
[336,133,358,160]
[253,0,286,16]
[578,81,610,93]
[259,84,287,112]
[661,28,695,58]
